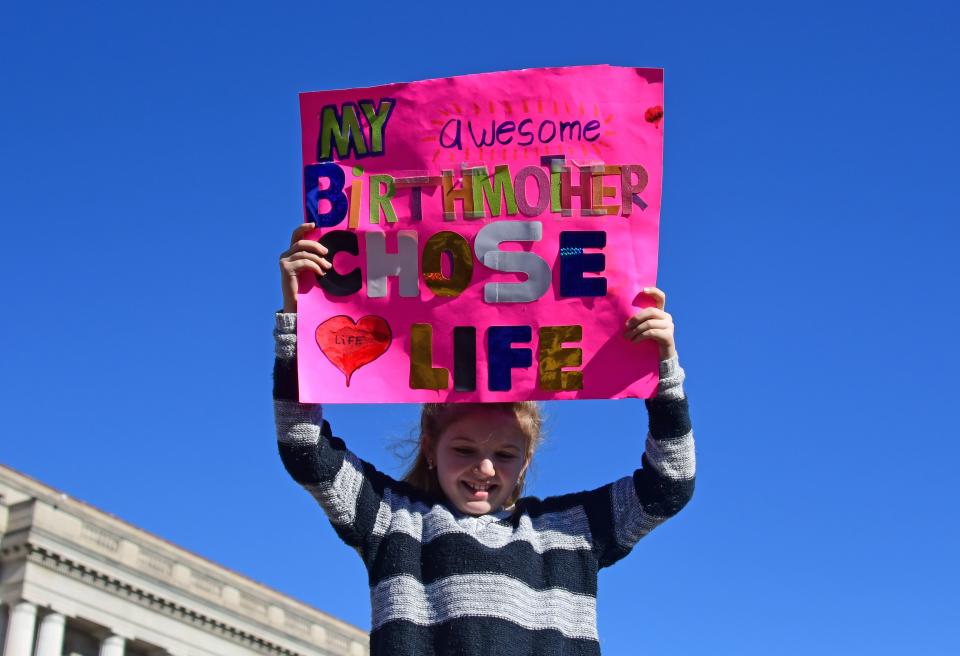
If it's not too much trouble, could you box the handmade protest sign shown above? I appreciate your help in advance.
[297,65,664,403]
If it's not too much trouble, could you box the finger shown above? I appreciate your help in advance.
[293,239,329,255]
[281,239,329,259]
[289,223,316,246]
[624,319,672,339]
[625,309,656,328]
[287,251,332,270]
[625,308,669,328]
[630,328,671,344]
[285,260,326,277]
[625,325,672,343]
[627,318,671,333]
[641,287,667,311]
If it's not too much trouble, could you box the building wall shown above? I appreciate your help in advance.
[0,466,367,656]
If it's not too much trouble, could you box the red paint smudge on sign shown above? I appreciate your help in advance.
[644,105,664,128]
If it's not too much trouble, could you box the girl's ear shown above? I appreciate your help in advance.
[422,434,436,462]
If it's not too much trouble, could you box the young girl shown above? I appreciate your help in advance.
[275,224,695,656]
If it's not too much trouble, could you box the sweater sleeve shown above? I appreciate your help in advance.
[589,356,696,569]
[272,313,395,560]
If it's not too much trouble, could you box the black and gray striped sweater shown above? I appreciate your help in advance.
[272,313,695,655]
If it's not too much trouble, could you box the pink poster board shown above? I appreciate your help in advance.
[297,65,664,403]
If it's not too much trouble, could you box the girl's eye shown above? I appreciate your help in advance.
[497,452,517,460]
[453,447,473,455]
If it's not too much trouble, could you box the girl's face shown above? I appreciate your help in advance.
[433,409,529,516]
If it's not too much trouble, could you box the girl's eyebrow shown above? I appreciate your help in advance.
[448,435,523,450]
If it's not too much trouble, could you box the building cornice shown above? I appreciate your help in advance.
[0,464,359,636]
[0,465,366,655]
[6,541,339,656]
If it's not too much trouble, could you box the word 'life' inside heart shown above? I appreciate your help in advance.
[315,315,392,386]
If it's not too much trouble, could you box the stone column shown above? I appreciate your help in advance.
[100,634,126,656]
[34,612,67,656]
[0,603,8,654]
[1,601,37,656]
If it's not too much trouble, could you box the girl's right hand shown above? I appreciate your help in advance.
[279,223,331,313]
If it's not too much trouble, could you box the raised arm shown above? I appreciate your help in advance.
[594,288,696,567]
[273,224,394,559]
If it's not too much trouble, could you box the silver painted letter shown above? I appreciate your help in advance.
[365,230,420,298]
[474,221,550,303]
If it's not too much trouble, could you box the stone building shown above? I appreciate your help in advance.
[0,465,367,656]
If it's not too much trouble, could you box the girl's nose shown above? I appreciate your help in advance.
[477,459,495,477]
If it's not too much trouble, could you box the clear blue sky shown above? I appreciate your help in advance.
[2,1,958,653]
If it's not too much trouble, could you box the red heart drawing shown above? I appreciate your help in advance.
[315,315,392,386]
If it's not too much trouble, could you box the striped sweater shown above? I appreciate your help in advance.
[272,313,695,655]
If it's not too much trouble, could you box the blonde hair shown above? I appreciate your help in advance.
[401,402,543,508]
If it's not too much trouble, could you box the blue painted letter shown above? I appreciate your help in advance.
[487,326,533,391]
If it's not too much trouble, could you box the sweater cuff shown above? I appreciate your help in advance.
[659,355,680,377]
[654,355,685,401]
[275,312,297,334]
[274,313,297,361]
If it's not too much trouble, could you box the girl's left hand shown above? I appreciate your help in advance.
[624,287,677,361]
